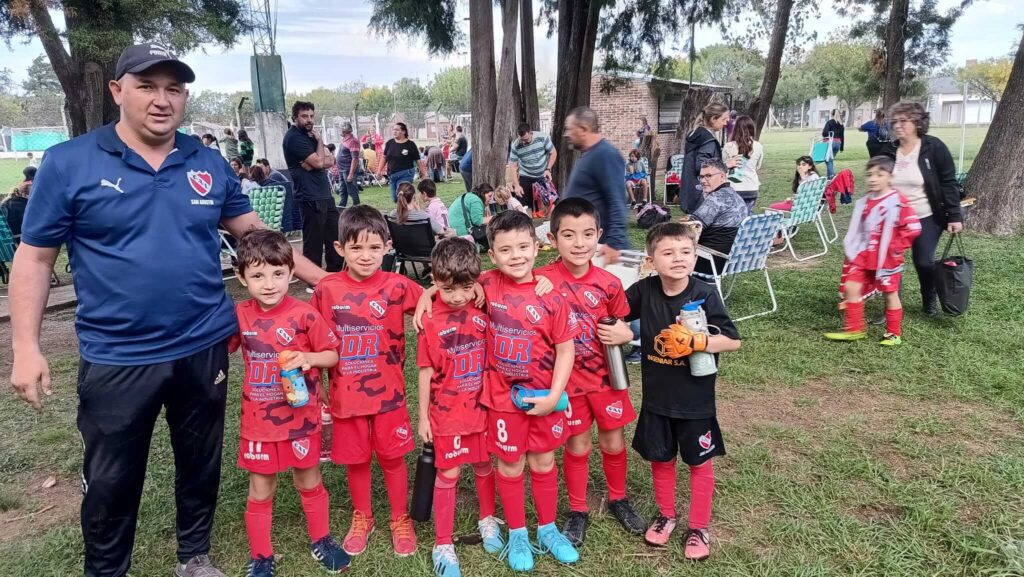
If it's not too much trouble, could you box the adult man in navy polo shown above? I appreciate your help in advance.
[8,43,326,577]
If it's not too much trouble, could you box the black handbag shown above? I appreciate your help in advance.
[459,194,488,249]
[933,233,973,316]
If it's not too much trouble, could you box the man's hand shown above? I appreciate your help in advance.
[597,319,634,346]
[654,324,708,359]
[308,129,321,142]
[598,245,622,265]
[11,349,52,410]
[947,222,963,234]
[526,392,560,416]
[513,184,524,198]
[724,156,741,169]
[473,283,486,307]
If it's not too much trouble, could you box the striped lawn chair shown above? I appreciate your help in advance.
[695,212,784,322]
[765,178,830,261]
[0,216,14,285]
[220,185,286,278]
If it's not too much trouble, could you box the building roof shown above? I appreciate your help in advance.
[929,75,959,95]
[596,70,733,92]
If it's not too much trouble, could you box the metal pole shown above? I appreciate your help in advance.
[959,74,967,169]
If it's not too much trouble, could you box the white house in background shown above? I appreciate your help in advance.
[805,96,877,128]
[926,76,997,125]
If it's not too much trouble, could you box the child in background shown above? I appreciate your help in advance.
[826,156,921,346]
[309,205,424,557]
[600,222,741,561]
[493,185,530,216]
[625,149,650,208]
[417,238,503,577]
[230,229,350,577]
[538,198,647,546]
[769,155,821,212]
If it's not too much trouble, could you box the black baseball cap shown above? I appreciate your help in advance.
[115,42,196,83]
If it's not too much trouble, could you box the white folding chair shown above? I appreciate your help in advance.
[765,178,830,261]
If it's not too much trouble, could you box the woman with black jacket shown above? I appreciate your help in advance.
[881,101,964,316]
[821,109,845,178]
[680,102,729,213]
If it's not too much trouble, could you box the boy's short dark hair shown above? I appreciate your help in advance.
[645,222,698,254]
[431,238,480,286]
[866,155,895,174]
[292,100,314,119]
[339,204,389,246]
[417,179,437,197]
[487,209,535,246]
[550,197,601,233]
[236,229,294,277]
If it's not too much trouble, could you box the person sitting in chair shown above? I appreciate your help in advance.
[625,149,650,208]
[389,181,445,236]
[685,159,747,275]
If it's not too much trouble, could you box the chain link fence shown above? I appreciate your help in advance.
[0,126,70,153]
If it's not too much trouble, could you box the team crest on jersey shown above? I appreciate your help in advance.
[473,315,487,331]
[698,431,713,450]
[187,170,213,197]
[525,305,542,324]
[369,300,386,319]
[583,291,600,308]
[291,438,310,459]
[605,401,624,419]
[276,327,295,346]
[395,425,410,441]
[551,419,564,439]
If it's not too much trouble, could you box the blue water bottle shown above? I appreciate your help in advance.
[277,351,310,408]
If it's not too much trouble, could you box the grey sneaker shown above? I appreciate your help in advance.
[174,554,227,577]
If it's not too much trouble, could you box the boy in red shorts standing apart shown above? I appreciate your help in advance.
[230,229,350,577]
[416,238,503,577]
[827,155,921,346]
[537,198,646,545]
[309,205,424,557]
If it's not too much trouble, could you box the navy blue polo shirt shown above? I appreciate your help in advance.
[22,122,253,365]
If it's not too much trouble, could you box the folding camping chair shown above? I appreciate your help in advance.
[695,212,784,322]
[386,218,436,280]
[765,178,830,261]
[220,185,285,279]
[663,154,684,205]
[0,216,15,286]
[810,133,834,164]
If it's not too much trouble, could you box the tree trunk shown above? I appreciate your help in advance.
[748,0,794,138]
[965,33,1024,235]
[882,0,909,110]
[519,0,541,130]
[552,0,600,193]
[469,0,519,188]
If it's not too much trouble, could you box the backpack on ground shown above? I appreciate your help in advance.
[636,203,671,229]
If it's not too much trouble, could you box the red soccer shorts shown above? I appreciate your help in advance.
[566,388,637,436]
[433,432,488,469]
[330,408,415,464]
[238,434,321,474]
[488,409,567,462]
[840,262,902,296]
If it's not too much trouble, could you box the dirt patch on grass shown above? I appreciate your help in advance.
[0,474,80,544]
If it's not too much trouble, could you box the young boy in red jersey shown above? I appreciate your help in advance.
[601,222,741,561]
[827,156,921,346]
[309,205,424,557]
[536,198,646,545]
[416,237,502,577]
[230,229,350,577]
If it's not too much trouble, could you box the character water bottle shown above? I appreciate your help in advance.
[678,300,717,377]
[277,350,310,408]
[728,156,746,183]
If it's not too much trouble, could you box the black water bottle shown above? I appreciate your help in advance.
[410,442,436,522]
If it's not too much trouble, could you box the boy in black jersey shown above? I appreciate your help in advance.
[598,222,740,561]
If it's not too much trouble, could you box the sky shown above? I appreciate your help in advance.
[1,0,1019,95]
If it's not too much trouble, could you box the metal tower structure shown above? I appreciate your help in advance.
[248,0,278,55]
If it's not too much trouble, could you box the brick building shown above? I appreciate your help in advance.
[589,72,731,201]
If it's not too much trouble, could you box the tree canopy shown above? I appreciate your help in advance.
[959,57,1012,102]
[805,40,880,115]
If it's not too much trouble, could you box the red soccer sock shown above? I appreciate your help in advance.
[885,307,903,336]
[244,497,274,559]
[433,471,459,546]
[346,462,373,518]
[602,448,628,502]
[688,461,715,529]
[530,466,559,527]
[651,460,678,518]
[297,482,331,543]
[563,449,591,513]
[472,462,497,519]
[844,300,866,332]
[378,456,409,521]
[496,470,527,530]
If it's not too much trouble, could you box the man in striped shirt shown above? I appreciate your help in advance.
[508,123,558,213]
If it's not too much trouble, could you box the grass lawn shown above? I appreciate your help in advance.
[2,126,1023,577]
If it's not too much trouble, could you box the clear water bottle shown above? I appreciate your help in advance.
[678,300,717,377]
[598,316,630,390]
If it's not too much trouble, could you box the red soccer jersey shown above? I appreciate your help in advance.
[479,269,579,412]
[851,189,921,272]
[416,299,488,436]
[309,269,423,419]
[537,260,630,396]
[230,296,339,442]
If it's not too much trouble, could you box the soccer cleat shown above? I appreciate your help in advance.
[644,515,678,547]
[431,544,461,577]
[174,555,227,577]
[310,535,351,573]
[683,528,710,561]
[824,330,867,342]
[478,515,506,554]
[537,523,580,564]
[879,333,903,347]
[499,527,536,572]
[608,498,646,535]
[390,514,418,557]
[561,511,590,546]
[342,510,375,556]
[246,556,275,577]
